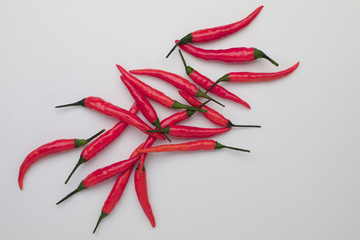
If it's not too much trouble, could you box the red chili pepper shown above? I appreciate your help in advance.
[177,41,278,66]
[179,90,260,128]
[129,68,224,107]
[92,144,143,233]
[166,6,264,57]
[64,102,139,184]
[206,62,300,92]
[147,125,231,138]
[55,96,165,140]
[138,140,250,153]
[178,50,250,109]
[116,64,207,113]
[18,129,105,190]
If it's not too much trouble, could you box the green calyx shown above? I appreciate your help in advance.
[214,142,250,153]
[74,129,106,148]
[56,181,86,205]
[146,126,170,134]
[195,90,225,107]
[166,33,193,58]
[178,49,195,75]
[204,74,229,94]
[55,98,86,108]
[253,48,279,66]
[186,110,196,118]
[171,100,207,113]
[93,211,109,234]
[226,120,261,128]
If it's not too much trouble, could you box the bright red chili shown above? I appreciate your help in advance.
[138,140,250,153]
[18,129,105,190]
[129,69,224,107]
[148,125,231,138]
[55,96,165,140]
[178,50,250,109]
[116,65,206,113]
[179,90,260,128]
[64,102,139,184]
[166,6,264,57]
[177,41,278,66]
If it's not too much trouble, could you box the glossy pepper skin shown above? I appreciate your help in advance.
[18,129,105,190]
[55,96,165,140]
[177,41,278,66]
[166,6,264,57]
[178,50,250,109]
[148,125,231,138]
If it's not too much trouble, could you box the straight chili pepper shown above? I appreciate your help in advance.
[147,125,231,138]
[18,129,105,190]
[166,6,264,57]
[178,49,250,109]
[55,96,165,140]
[129,68,225,107]
[206,62,300,93]
[177,41,278,66]
[64,102,139,184]
[179,90,261,128]
[116,64,207,113]
[138,140,250,153]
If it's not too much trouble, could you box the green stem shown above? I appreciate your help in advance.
[55,98,86,108]
[196,90,225,107]
[166,43,179,58]
[204,74,230,94]
[64,157,87,184]
[56,181,86,205]
[254,48,279,66]
[146,126,170,134]
[178,50,194,75]
[172,101,207,113]
[93,211,109,233]
[215,142,250,153]
[74,129,106,148]
[227,121,261,128]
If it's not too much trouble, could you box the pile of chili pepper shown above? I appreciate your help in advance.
[18,5,299,233]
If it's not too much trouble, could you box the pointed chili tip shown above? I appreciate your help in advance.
[18,181,23,190]
[93,211,108,234]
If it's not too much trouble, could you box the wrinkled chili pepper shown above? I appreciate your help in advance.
[166,6,264,57]
[18,129,105,190]
[179,90,260,128]
[206,62,300,92]
[116,64,207,113]
[129,68,225,107]
[64,103,139,184]
[147,125,231,138]
[177,41,278,66]
[55,96,165,140]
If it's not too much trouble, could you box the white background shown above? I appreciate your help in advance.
[1,0,360,239]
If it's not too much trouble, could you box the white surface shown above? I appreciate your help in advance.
[1,0,360,239]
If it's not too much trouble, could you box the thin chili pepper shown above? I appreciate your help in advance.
[64,102,139,184]
[92,144,143,233]
[179,90,261,128]
[55,96,165,140]
[166,6,264,58]
[206,62,300,93]
[116,64,207,113]
[147,125,231,138]
[178,50,250,109]
[177,41,278,66]
[18,129,105,190]
[129,69,225,107]
[138,140,250,153]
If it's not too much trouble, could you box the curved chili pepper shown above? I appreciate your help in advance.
[178,50,250,109]
[116,64,207,113]
[148,125,231,138]
[18,129,105,190]
[129,69,225,107]
[55,96,165,140]
[206,62,300,92]
[64,102,139,184]
[166,6,264,57]
[177,41,278,66]
[179,90,260,128]
[138,140,250,153]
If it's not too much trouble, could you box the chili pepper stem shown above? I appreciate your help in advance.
[64,157,87,184]
[227,121,261,128]
[56,181,86,205]
[55,98,86,108]
[74,129,106,148]
[196,90,225,107]
[172,101,207,112]
[254,48,279,66]
[146,126,170,134]
[93,211,108,233]
[152,119,171,142]
[215,142,250,152]
[166,33,193,58]
[178,50,195,75]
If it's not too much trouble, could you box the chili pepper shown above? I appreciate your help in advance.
[206,62,300,93]
[147,125,231,138]
[92,144,143,233]
[179,90,260,128]
[18,129,105,190]
[116,64,207,113]
[55,96,165,140]
[129,68,225,107]
[177,41,278,66]
[64,102,139,184]
[178,50,250,109]
[135,166,156,227]
[166,6,264,58]
[138,140,250,153]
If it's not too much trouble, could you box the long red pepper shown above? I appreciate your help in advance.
[177,41,278,66]
[64,102,139,184]
[18,129,105,190]
[116,64,206,113]
[55,96,165,140]
[206,62,300,92]
[179,90,260,128]
[178,50,250,109]
[147,125,231,138]
[166,6,264,57]
[129,69,224,107]
[138,140,250,153]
